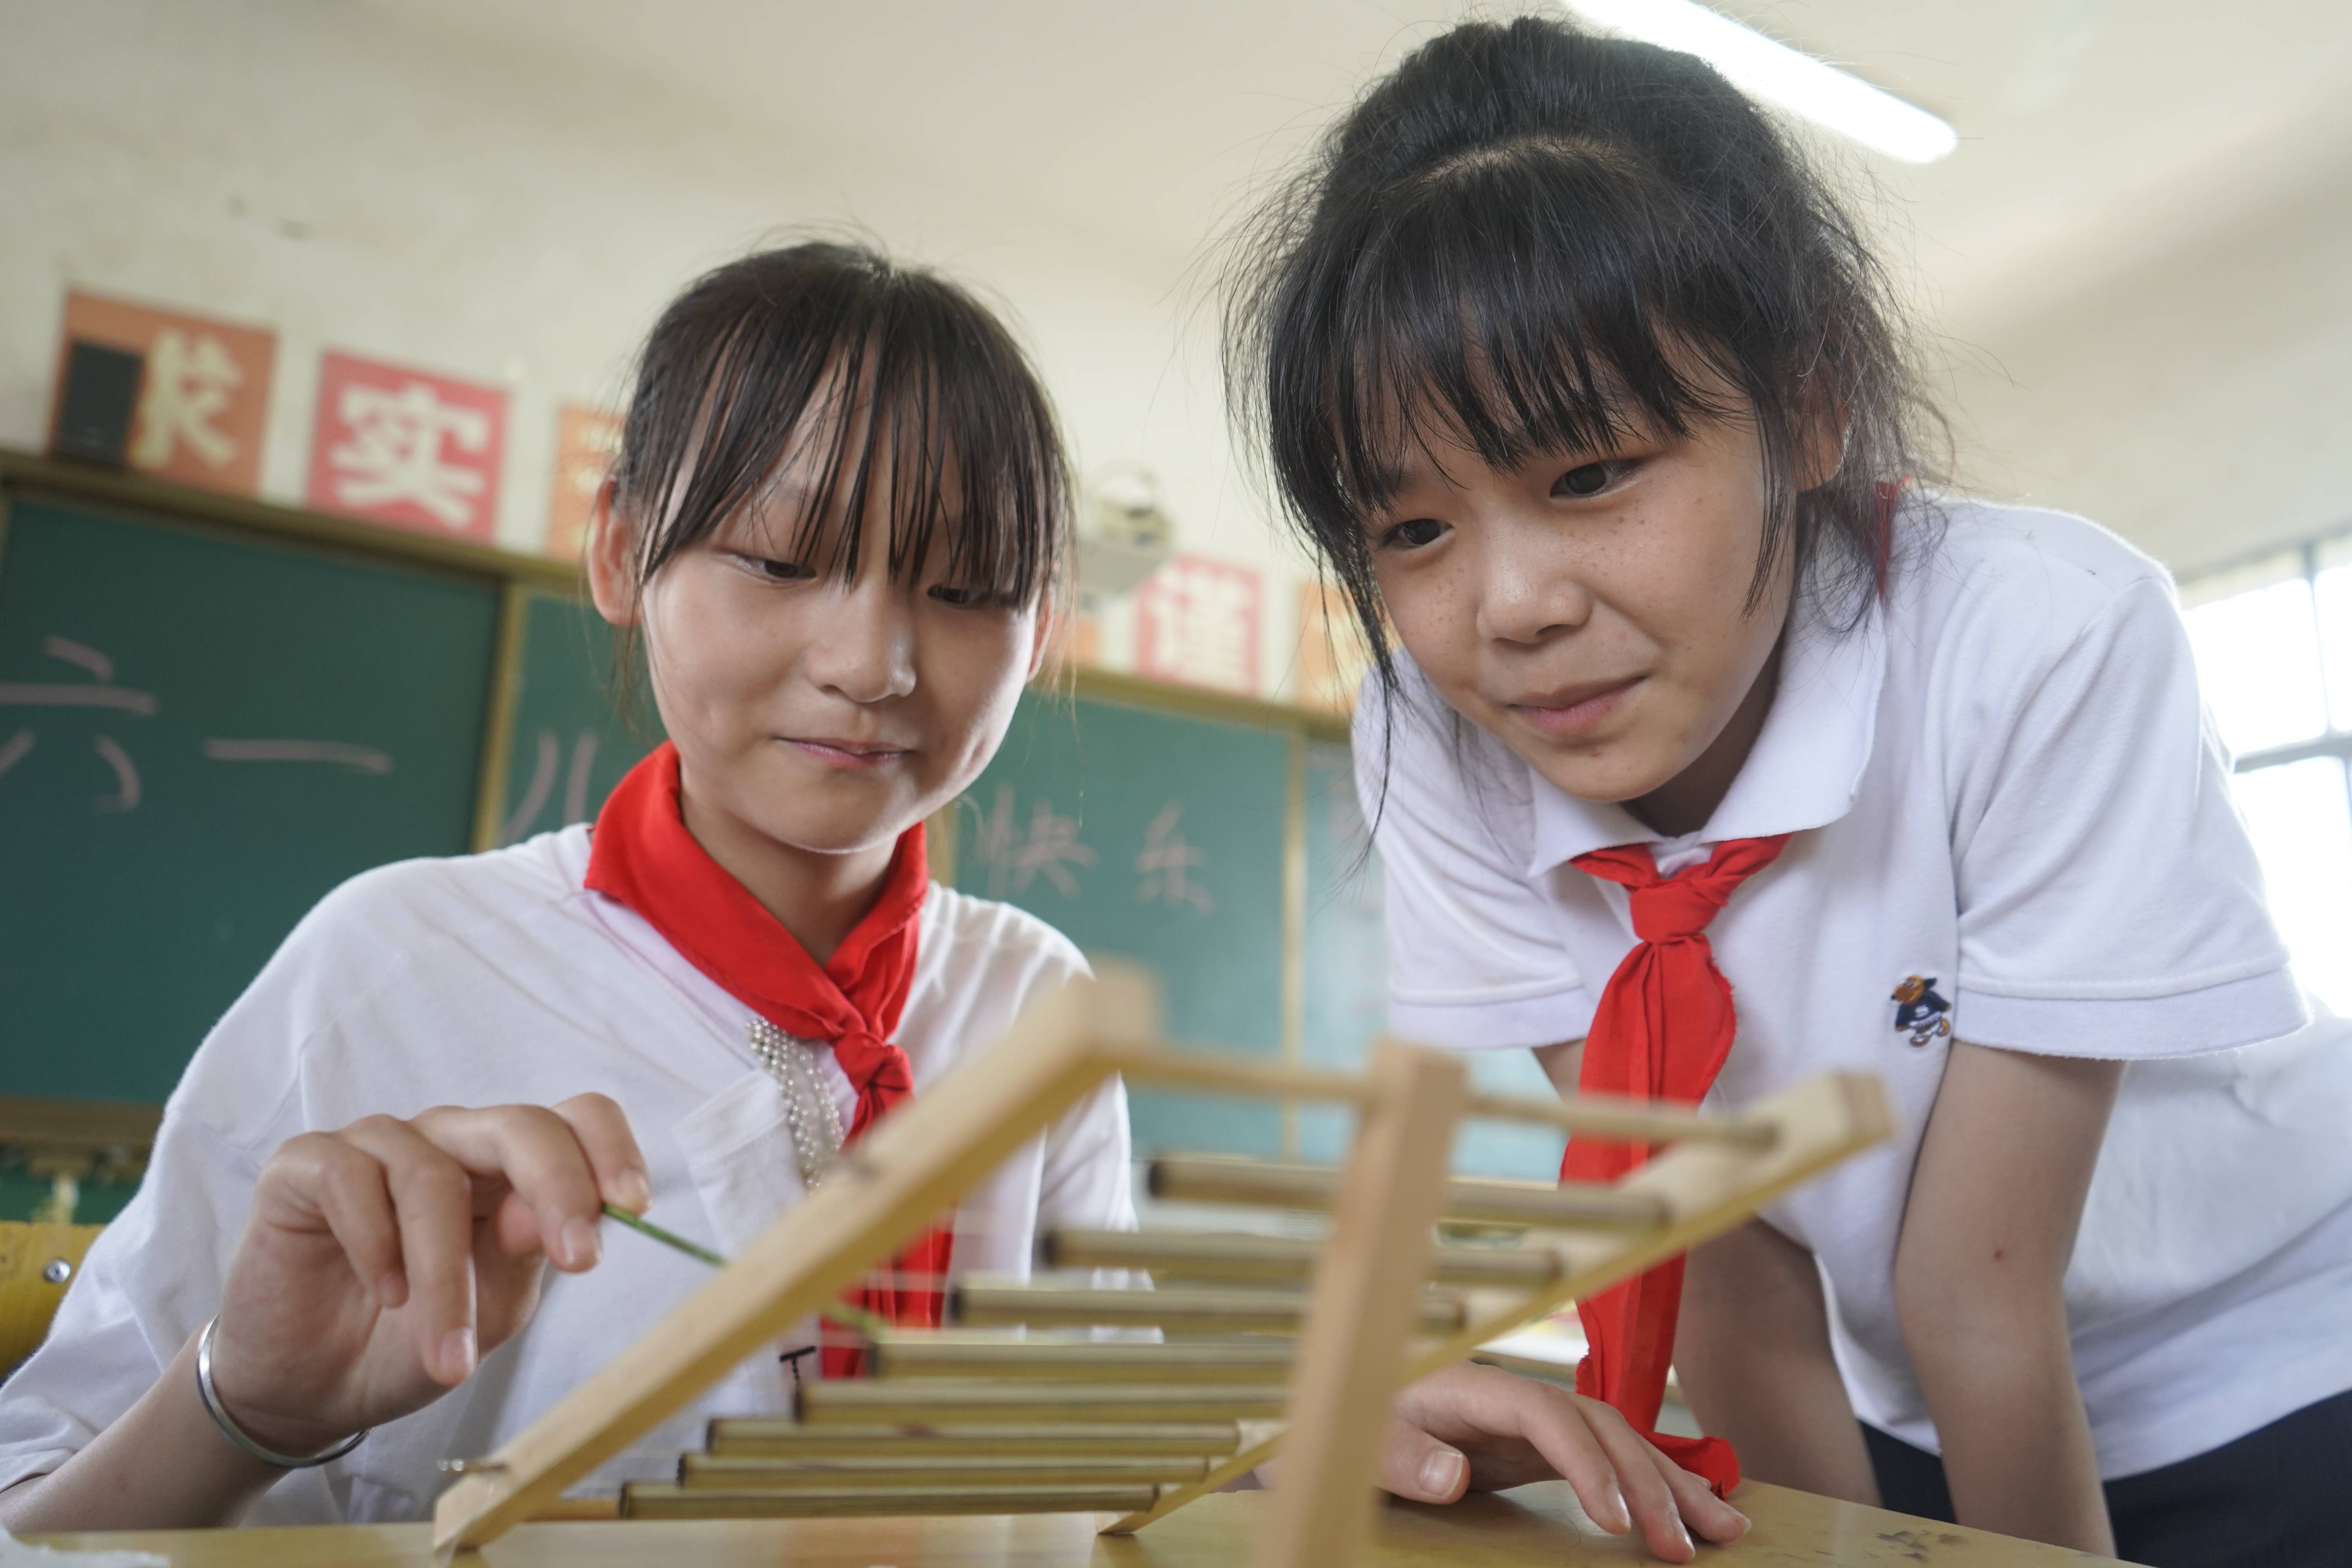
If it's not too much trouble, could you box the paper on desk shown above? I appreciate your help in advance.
[0,1530,168,1567]
[1479,1310,1588,1367]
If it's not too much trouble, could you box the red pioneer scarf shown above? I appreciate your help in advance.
[584,742,951,1376]
[1561,834,1791,1497]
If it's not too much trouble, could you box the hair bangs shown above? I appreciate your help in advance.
[617,242,1067,611]
[1327,142,1749,518]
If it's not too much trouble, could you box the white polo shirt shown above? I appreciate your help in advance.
[1363,496,2352,1479]
[0,827,1131,1524]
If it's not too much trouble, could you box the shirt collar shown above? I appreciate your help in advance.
[1524,595,1889,875]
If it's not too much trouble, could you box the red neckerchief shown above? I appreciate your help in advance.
[1561,834,1792,1497]
[584,742,950,1375]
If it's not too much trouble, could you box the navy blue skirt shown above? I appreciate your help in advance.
[1863,1388,2352,1568]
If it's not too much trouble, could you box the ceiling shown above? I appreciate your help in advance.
[376,0,2352,341]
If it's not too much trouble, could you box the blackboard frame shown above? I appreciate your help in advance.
[0,446,1361,1181]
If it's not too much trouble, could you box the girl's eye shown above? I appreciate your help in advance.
[929,583,1007,610]
[733,554,815,582]
[1554,461,1621,499]
[1380,517,1447,550]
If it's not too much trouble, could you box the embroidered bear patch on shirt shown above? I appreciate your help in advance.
[1891,975,1952,1048]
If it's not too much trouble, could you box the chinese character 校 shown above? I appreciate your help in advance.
[56,290,276,496]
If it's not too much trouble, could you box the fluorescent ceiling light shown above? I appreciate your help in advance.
[1563,0,1958,164]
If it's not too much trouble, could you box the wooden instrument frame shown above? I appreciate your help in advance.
[430,966,1892,1564]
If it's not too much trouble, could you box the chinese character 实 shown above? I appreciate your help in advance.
[131,328,243,472]
[329,381,491,528]
[972,784,1096,899]
[1136,801,1213,915]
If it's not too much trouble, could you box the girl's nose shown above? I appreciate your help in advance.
[1475,538,1593,645]
[803,573,918,704]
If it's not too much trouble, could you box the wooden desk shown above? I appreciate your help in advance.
[32,1480,2138,1566]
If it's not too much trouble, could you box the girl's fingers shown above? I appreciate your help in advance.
[1577,1402,1697,1563]
[1499,1387,1633,1536]
[1375,1418,1471,1504]
[260,1131,408,1308]
[550,1093,653,1215]
[295,1133,410,1308]
[1649,1446,1751,1544]
[405,1104,612,1274]
[338,1116,483,1385]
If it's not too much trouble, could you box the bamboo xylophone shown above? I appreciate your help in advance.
[430,965,1892,1566]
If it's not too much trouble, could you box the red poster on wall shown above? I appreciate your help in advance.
[305,351,507,541]
[1136,554,1263,695]
[1295,579,1376,713]
[543,403,621,561]
[55,290,276,496]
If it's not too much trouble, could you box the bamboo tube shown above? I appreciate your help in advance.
[677,1453,1210,1490]
[706,1421,1243,1459]
[871,1336,1293,1383]
[622,1481,1160,1519]
[795,1380,1287,1425]
[1042,1227,1563,1288]
[1107,1045,1777,1149]
[1146,1157,1671,1231]
[951,1281,1467,1335]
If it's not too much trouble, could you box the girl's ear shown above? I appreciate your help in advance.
[1022,587,1058,684]
[586,477,640,627]
[1793,387,1848,493]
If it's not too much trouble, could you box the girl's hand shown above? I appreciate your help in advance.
[203,1096,650,1457]
[1381,1361,1750,1564]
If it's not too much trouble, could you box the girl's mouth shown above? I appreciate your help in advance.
[1508,677,1640,740]
[781,737,911,769]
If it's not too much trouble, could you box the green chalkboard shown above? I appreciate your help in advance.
[1299,739,1563,1181]
[953,694,1290,1157]
[0,499,501,1103]
[495,590,656,843]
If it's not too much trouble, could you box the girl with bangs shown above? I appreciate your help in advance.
[1230,17,2352,1568]
[0,241,1745,1559]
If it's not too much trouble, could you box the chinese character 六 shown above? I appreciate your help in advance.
[329,381,490,528]
[1136,800,1212,915]
[972,784,1096,899]
[131,328,243,472]
[0,636,155,811]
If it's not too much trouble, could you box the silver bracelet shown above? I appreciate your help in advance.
[194,1315,368,1469]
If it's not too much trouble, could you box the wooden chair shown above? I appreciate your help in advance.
[0,1221,102,1375]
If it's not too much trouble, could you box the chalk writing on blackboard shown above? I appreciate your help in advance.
[501,728,604,844]
[92,736,139,811]
[202,739,394,775]
[971,784,1094,899]
[0,636,158,811]
[1136,801,1213,915]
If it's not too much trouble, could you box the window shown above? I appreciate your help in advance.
[2182,539,2352,1012]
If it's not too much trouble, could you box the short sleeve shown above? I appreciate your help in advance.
[1951,574,2306,1056]
[1357,666,1597,1050]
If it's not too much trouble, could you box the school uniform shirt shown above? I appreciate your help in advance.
[0,825,1131,1523]
[1362,495,2352,1480]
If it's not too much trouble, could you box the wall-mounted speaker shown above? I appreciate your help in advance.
[51,340,145,468]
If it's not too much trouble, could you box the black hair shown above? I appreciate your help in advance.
[1226,15,1944,698]
[610,239,1069,612]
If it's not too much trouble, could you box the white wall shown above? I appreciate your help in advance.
[0,0,1313,690]
[1944,163,2352,580]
